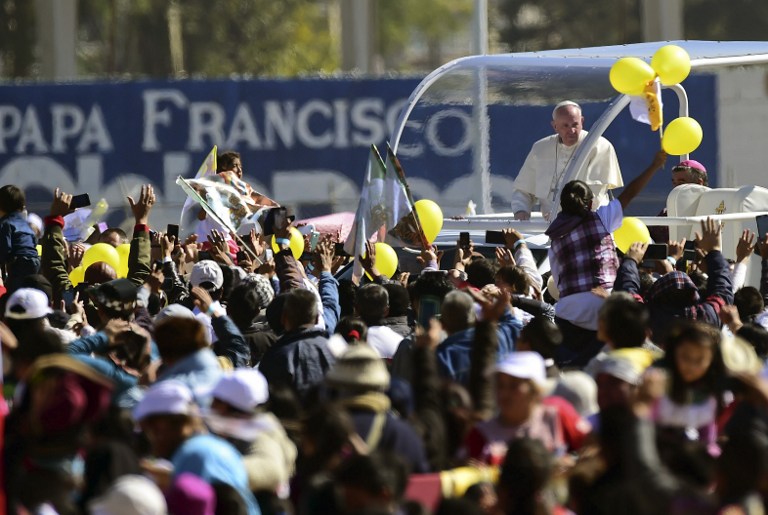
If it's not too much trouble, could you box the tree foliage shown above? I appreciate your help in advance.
[498,0,768,53]
[378,0,473,70]
[684,0,768,41]
[497,0,642,51]
[76,0,337,78]
[0,0,36,77]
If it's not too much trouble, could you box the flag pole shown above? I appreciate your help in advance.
[176,176,263,265]
[385,143,430,250]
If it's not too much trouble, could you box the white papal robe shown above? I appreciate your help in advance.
[510,131,623,219]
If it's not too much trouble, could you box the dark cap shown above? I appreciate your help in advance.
[88,278,138,316]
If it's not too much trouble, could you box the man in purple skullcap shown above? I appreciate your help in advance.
[650,159,709,243]
[671,159,708,187]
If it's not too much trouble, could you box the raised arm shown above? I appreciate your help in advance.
[314,240,341,334]
[615,242,647,299]
[41,188,74,300]
[273,224,304,292]
[126,185,154,287]
[617,151,667,210]
[192,286,250,368]
[697,218,734,307]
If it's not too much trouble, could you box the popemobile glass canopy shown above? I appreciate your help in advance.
[389,40,768,218]
[391,41,768,115]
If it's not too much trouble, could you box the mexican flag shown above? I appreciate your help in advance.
[344,146,388,266]
[345,145,426,283]
[385,144,429,249]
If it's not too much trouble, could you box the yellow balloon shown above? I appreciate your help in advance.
[662,117,703,156]
[613,217,652,253]
[609,57,656,95]
[440,466,500,498]
[116,243,130,278]
[82,242,121,271]
[69,265,85,286]
[366,242,398,280]
[651,45,691,86]
[271,227,305,260]
[414,199,443,244]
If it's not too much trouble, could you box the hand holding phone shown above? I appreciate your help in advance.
[166,224,179,241]
[459,232,470,249]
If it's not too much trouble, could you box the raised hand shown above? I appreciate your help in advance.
[416,245,443,269]
[161,233,176,260]
[667,238,686,261]
[502,228,524,250]
[495,247,515,268]
[127,184,156,225]
[207,229,233,265]
[68,242,85,269]
[466,287,511,323]
[313,239,335,273]
[50,188,72,217]
[651,150,668,170]
[625,242,648,265]
[191,285,214,314]
[694,217,722,253]
[736,229,756,263]
[247,228,266,257]
[358,240,379,277]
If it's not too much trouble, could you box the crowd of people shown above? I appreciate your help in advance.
[1,135,768,515]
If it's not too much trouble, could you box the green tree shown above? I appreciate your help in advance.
[684,0,768,41]
[0,0,36,78]
[181,0,336,76]
[497,0,641,51]
[77,0,337,78]
[378,0,473,71]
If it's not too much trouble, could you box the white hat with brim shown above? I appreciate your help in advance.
[190,260,224,290]
[211,369,269,413]
[495,351,547,387]
[132,380,197,422]
[88,474,167,515]
[5,288,52,320]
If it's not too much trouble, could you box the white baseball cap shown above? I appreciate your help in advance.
[190,260,224,290]
[154,303,196,325]
[88,475,167,515]
[133,380,197,422]
[495,351,547,387]
[5,288,53,320]
[211,369,269,413]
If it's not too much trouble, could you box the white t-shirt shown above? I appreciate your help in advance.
[366,325,404,359]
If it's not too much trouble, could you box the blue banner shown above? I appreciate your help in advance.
[0,76,716,227]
